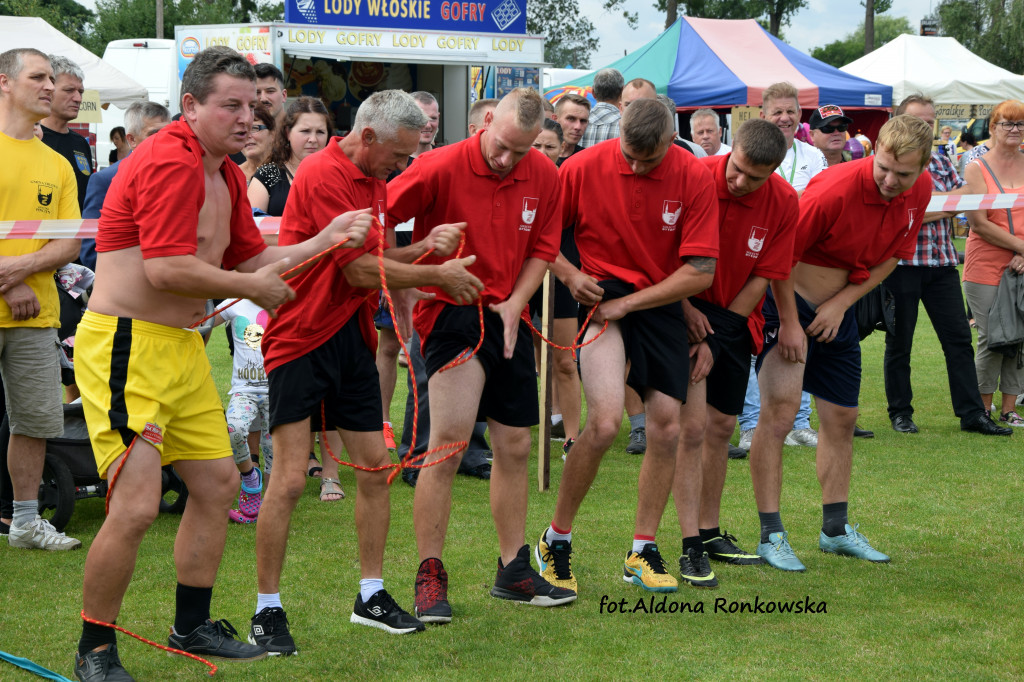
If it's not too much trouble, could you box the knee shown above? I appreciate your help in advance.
[552,352,577,378]
[585,415,620,448]
[267,467,306,505]
[678,419,705,449]
[646,418,680,452]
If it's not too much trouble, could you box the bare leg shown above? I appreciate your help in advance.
[673,371,707,539]
[814,400,856,505]
[698,408,738,530]
[256,420,310,594]
[749,351,803,514]
[319,431,343,500]
[338,429,392,578]
[8,434,45,502]
[173,456,238,587]
[377,327,400,423]
[487,420,532,564]
[636,389,683,537]
[551,318,582,439]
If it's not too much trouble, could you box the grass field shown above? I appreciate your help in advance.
[2,270,1023,680]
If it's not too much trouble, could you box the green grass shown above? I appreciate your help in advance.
[3,273,1023,680]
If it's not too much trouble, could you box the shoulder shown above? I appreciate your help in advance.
[254,163,284,187]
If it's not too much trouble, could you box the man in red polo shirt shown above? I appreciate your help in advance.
[252,89,483,651]
[535,98,719,596]
[388,88,573,624]
[671,118,798,588]
[750,115,934,572]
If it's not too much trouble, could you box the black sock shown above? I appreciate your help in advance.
[699,527,721,543]
[822,502,849,537]
[682,535,703,555]
[79,620,116,657]
[174,583,213,636]
[758,512,785,543]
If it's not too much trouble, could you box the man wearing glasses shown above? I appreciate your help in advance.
[881,94,1011,437]
[808,105,852,168]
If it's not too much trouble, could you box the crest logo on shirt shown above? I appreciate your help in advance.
[376,199,386,228]
[747,226,768,256]
[905,208,917,236]
[32,180,57,212]
[37,186,53,206]
[662,200,682,228]
[522,197,539,225]
[73,150,91,176]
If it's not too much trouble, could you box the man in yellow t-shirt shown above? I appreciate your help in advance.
[0,47,82,550]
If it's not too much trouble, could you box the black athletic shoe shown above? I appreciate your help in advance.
[74,644,135,682]
[727,444,748,460]
[401,467,419,487]
[415,557,453,623]
[490,544,577,606]
[853,424,875,438]
[678,547,719,589]
[703,530,765,565]
[350,589,424,634]
[168,619,267,661]
[249,606,296,656]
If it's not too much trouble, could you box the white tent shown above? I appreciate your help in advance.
[841,34,1024,105]
[0,16,148,107]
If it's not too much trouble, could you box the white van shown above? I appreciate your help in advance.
[96,39,178,168]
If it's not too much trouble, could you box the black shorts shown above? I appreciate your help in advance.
[528,278,579,320]
[423,304,538,427]
[758,289,861,408]
[690,297,750,416]
[581,279,690,402]
[268,316,382,431]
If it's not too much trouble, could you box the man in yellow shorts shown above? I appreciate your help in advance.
[73,46,371,682]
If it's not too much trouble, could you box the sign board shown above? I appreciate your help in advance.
[285,0,527,35]
[920,19,938,36]
[71,90,102,124]
[731,106,760,127]
[495,65,537,97]
[177,25,274,79]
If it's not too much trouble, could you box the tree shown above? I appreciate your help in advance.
[862,0,893,54]
[527,0,636,68]
[650,0,805,36]
[810,15,914,67]
[0,0,94,47]
[929,0,1024,74]
[756,0,807,36]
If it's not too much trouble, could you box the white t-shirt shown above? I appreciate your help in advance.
[221,299,269,395]
[714,142,732,156]
[775,139,827,192]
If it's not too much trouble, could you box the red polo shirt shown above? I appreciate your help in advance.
[97,119,266,270]
[696,153,799,351]
[559,139,719,291]
[795,156,932,284]
[261,138,386,373]
[387,131,561,343]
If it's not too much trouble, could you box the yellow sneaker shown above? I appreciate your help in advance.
[623,543,678,593]
[534,531,577,593]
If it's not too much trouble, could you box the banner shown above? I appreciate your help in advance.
[285,0,527,34]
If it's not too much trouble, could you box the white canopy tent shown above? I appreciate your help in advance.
[0,16,148,107]
[841,34,1024,105]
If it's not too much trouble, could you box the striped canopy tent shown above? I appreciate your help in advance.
[546,16,893,138]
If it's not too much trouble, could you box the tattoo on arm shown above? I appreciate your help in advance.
[686,256,717,275]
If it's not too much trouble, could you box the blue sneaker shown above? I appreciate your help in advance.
[757,531,806,572]
[819,523,890,563]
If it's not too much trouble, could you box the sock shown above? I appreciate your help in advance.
[174,583,212,636]
[256,592,282,615]
[629,413,646,431]
[822,502,849,537]
[241,467,261,491]
[699,527,721,543]
[359,578,384,602]
[682,535,703,555]
[632,534,655,554]
[758,512,785,543]
[78,620,116,657]
[551,414,563,426]
[12,499,36,528]
[546,523,571,544]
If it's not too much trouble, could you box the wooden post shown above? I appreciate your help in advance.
[538,271,554,491]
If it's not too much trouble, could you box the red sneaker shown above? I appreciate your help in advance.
[383,423,397,451]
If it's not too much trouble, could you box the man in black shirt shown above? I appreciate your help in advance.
[39,55,92,211]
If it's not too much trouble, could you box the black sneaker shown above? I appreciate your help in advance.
[74,644,135,682]
[167,619,267,661]
[249,606,296,656]
[414,557,452,623]
[490,544,577,606]
[350,589,425,634]
[401,466,419,487]
[679,547,719,589]
[703,530,765,565]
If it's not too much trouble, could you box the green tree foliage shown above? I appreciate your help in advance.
[929,0,1024,74]
[650,0,805,36]
[527,0,637,68]
[810,15,914,67]
[0,0,95,47]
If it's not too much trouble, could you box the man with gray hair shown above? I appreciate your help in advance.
[580,67,624,148]
[253,87,483,650]
[80,100,172,269]
[690,108,730,156]
[40,54,92,210]
[389,87,574,623]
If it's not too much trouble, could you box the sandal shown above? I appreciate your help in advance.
[320,477,345,501]
[307,452,322,478]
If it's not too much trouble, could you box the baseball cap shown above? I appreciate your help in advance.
[809,104,853,130]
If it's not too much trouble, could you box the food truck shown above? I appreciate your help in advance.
[174,0,545,143]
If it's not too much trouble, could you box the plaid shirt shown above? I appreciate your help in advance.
[580,102,621,148]
[900,151,962,267]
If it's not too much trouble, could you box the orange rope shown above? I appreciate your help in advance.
[79,611,217,677]
[519,303,608,361]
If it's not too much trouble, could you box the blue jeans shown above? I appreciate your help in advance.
[737,355,811,430]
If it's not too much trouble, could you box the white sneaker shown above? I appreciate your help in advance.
[737,429,754,451]
[784,428,818,447]
[8,516,82,551]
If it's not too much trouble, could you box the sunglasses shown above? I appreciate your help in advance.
[997,121,1024,131]
[250,124,270,133]
[818,123,848,134]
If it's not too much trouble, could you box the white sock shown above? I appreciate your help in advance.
[632,538,652,554]
[256,592,282,615]
[12,500,36,528]
[551,414,563,426]
[546,525,571,544]
[359,578,384,602]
